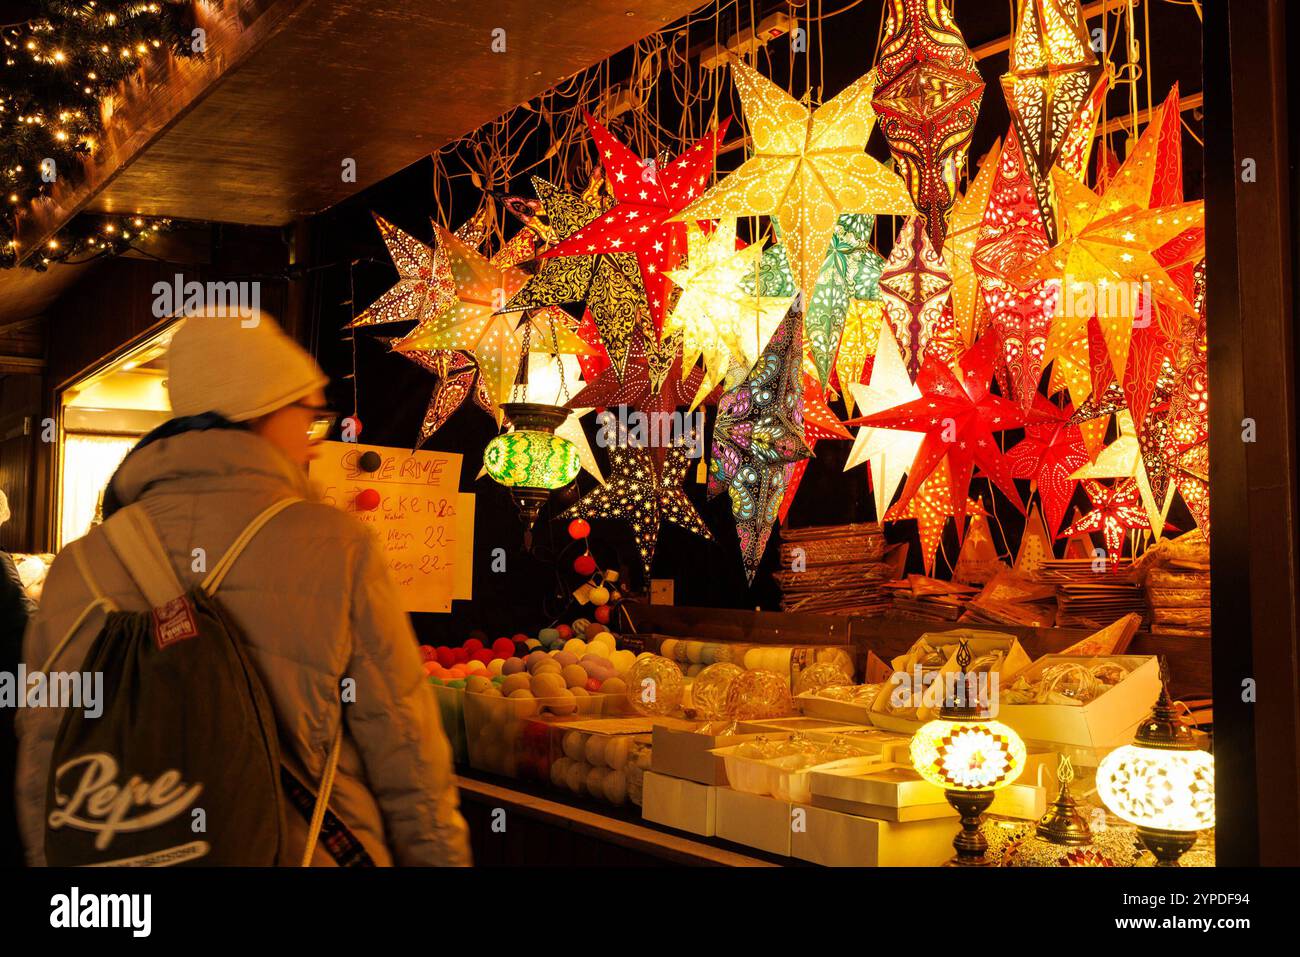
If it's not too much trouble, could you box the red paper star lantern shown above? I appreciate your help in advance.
[1057,478,1151,562]
[1006,393,1088,536]
[542,114,730,335]
[777,373,851,524]
[858,336,1029,521]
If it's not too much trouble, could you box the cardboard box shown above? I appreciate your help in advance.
[810,764,1048,821]
[792,803,956,866]
[735,716,869,735]
[651,723,771,786]
[711,747,886,803]
[795,690,876,725]
[715,788,794,856]
[806,727,913,764]
[997,655,1161,748]
[642,772,719,836]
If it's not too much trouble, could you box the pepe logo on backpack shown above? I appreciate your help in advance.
[40,498,367,867]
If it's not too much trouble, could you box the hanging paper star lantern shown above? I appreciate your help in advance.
[1015,501,1055,572]
[1000,0,1103,237]
[396,226,595,420]
[1162,262,1209,538]
[665,219,794,406]
[972,127,1058,407]
[501,177,647,376]
[541,115,730,334]
[709,310,811,582]
[1006,393,1088,535]
[835,298,887,413]
[777,375,852,524]
[1058,479,1151,563]
[675,58,913,305]
[519,352,604,485]
[351,211,489,328]
[943,138,1002,348]
[856,335,1029,521]
[844,322,925,519]
[884,456,983,576]
[387,344,493,448]
[871,0,985,248]
[742,214,885,386]
[567,319,712,419]
[1070,409,1174,537]
[1025,100,1205,383]
[878,215,961,382]
[562,425,713,580]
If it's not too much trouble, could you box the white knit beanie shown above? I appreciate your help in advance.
[166,313,328,422]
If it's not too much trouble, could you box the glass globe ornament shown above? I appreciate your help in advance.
[794,660,855,696]
[625,655,685,716]
[723,669,793,721]
[690,663,743,720]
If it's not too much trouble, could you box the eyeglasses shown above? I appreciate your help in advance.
[290,403,338,442]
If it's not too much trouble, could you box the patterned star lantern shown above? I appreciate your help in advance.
[350,211,488,328]
[741,214,884,387]
[502,177,647,375]
[1025,98,1205,384]
[777,374,852,524]
[871,0,985,248]
[1000,0,1103,239]
[879,215,961,382]
[1006,393,1088,535]
[541,114,730,334]
[1070,409,1174,537]
[665,219,794,407]
[387,342,493,447]
[675,58,913,306]
[709,310,811,582]
[562,424,713,580]
[1058,479,1151,563]
[835,298,887,413]
[884,456,983,576]
[396,225,595,420]
[844,321,925,519]
[567,319,712,416]
[972,127,1058,407]
[1161,263,1209,538]
[943,138,1002,348]
[856,335,1029,523]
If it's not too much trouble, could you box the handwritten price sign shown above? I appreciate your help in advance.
[310,441,474,613]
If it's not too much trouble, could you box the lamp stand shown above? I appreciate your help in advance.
[1136,826,1198,866]
[945,789,996,866]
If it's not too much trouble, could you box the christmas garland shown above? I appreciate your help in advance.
[1,1,197,269]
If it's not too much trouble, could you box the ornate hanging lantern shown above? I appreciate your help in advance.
[484,401,581,532]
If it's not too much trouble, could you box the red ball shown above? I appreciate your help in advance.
[573,554,597,576]
[435,647,456,669]
[491,637,516,658]
[511,632,530,644]
[594,605,612,625]
[567,518,591,540]
[464,638,484,653]
[557,624,573,640]
[342,415,362,437]
[585,678,603,693]
[418,645,436,663]
[471,649,495,665]
[451,647,469,664]
[355,488,381,512]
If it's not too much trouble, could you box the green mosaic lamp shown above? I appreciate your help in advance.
[484,402,580,534]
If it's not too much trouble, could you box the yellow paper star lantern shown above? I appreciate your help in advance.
[844,322,925,519]
[665,220,795,407]
[675,58,914,303]
[943,138,1002,347]
[836,298,886,414]
[396,225,595,421]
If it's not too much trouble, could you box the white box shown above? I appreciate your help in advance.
[715,788,794,856]
[642,771,719,836]
[651,724,771,786]
[792,803,955,866]
[997,655,1161,748]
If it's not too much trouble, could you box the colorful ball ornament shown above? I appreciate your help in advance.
[573,554,597,576]
[357,450,382,473]
[588,586,610,606]
[594,605,612,625]
[355,488,380,511]
[568,518,591,540]
[625,655,685,717]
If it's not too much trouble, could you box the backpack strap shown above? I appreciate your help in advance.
[101,505,187,609]
[202,497,302,596]
[301,725,344,866]
[40,540,120,674]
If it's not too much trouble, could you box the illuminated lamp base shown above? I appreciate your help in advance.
[944,789,996,866]
[1136,826,1199,867]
